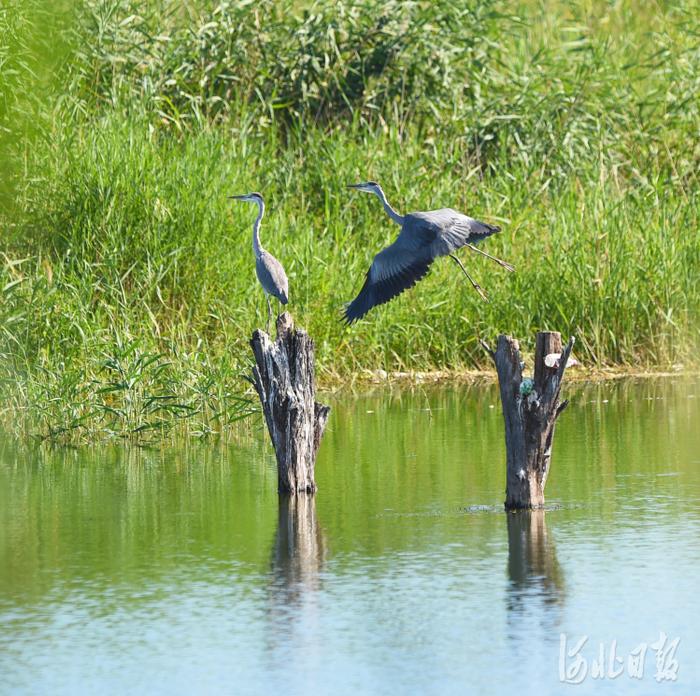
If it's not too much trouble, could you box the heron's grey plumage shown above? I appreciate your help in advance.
[343,182,505,324]
[256,251,288,304]
[229,192,288,330]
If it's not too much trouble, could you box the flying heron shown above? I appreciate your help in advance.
[343,181,513,324]
[229,192,289,332]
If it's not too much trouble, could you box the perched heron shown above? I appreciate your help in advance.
[229,192,289,332]
[343,181,513,324]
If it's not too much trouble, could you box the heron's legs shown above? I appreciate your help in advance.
[265,294,272,334]
[449,254,489,302]
[465,243,515,273]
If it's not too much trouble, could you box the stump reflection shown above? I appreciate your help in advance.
[506,510,564,629]
[270,494,326,600]
[264,495,327,663]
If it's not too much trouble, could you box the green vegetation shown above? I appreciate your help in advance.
[1,0,699,441]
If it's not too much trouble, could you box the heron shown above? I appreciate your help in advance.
[343,181,514,324]
[229,192,289,333]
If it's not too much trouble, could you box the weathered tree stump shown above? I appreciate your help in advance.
[481,332,575,509]
[250,312,330,494]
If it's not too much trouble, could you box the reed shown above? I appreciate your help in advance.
[1,0,698,441]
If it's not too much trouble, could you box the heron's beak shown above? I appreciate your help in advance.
[228,194,248,201]
[347,184,364,190]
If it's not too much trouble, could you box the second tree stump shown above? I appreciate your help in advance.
[482,331,575,509]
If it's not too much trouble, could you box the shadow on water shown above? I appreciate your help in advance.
[506,510,564,632]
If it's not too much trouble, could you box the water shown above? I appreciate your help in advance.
[1,378,699,695]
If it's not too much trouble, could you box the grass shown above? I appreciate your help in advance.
[1,0,699,442]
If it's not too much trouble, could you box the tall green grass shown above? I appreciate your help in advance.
[1,0,699,441]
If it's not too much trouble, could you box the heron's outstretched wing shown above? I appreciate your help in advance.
[343,229,435,324]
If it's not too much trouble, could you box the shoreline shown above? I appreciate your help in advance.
[2,367,696,445]
[317,365,699,390]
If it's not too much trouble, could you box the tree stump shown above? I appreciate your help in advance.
[481,332,575,509]
[250,312,330,494]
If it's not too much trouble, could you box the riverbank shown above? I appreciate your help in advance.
[1,0,698,443]
[324,365,699,387]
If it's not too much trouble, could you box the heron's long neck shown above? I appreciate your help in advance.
[374,187,404,225]
[252,200,264,257]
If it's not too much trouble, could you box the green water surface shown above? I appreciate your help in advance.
[1,378,699,695]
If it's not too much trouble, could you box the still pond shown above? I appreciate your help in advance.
[1,378,699,694]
